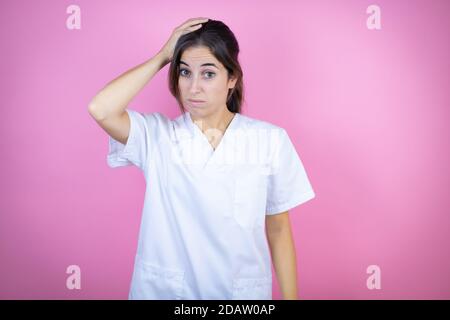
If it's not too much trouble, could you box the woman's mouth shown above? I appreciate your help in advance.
[188,99,206,107]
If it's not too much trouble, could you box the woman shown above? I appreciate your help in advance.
[88,17,316,300]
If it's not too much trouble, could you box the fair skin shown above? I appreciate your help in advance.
[266,211,299,300]
[177,46,237,150]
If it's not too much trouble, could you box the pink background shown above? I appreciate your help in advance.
[1,0,449,299]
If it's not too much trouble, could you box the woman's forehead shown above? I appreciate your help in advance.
[180,47,222,69]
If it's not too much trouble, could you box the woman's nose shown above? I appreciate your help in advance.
[189,76,201,93]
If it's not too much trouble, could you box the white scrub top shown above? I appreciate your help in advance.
[107,108,316,300]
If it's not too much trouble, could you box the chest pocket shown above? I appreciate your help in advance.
[233,167,268,230]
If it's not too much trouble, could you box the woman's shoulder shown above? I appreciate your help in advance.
[237,113,285,133]
[125,109,178,140]
[128,109,173,127]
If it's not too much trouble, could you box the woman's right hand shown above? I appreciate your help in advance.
[159,17,209,63]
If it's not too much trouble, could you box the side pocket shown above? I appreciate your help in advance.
[130,257,186,300]
[232,276,272,300]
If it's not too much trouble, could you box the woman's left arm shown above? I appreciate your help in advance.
[266,211,298,300]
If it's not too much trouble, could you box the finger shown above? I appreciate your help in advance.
[191,17,209,22]
[182,24,203,33]
[187,23,203,29]
[184,17,209,27]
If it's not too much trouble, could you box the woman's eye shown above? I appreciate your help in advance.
[179,69,215,79]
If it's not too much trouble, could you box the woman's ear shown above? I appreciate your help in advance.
[228,75,238,89]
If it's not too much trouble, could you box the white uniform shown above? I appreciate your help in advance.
[107,109,316,300]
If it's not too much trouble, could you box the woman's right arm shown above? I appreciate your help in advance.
[88,51,169,121]
[87,17,208,145]
[88,17,208,121]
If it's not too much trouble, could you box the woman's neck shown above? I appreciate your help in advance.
[191,108,235,134]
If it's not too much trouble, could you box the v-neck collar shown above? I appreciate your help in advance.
[183,111,241,170]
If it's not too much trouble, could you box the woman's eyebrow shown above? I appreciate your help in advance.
[180,60,219,69]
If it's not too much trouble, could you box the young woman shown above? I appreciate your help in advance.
[88,17,316,300]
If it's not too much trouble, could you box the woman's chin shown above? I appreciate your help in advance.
[187,105,208,114]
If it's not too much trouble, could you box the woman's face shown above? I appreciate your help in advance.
[178,46,236,117]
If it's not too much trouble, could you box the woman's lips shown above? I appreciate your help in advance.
[188,99,206,106]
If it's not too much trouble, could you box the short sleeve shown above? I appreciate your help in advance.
[265,129,316,215]
[106,109,152,172]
